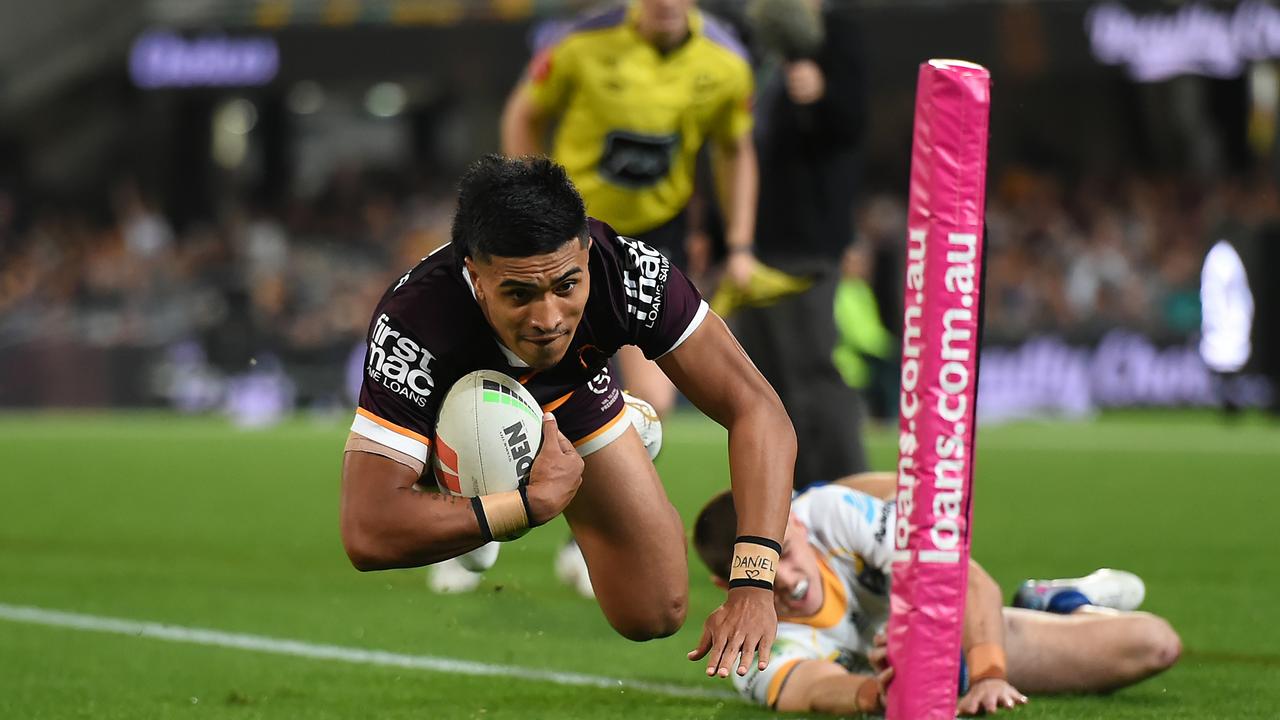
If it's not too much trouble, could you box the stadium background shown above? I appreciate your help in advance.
[1,1,1277,718]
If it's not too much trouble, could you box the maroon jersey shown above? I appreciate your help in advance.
[350,218,708,471]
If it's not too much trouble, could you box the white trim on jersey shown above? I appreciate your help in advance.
[350,413,430,464]
[656,300,710,358]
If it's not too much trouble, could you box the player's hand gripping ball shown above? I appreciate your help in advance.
[432,370,543,539]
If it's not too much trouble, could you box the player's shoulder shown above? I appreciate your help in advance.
[794,483,864,514]
[539,5,629,54]
[587,218,670,291]
[696,11,751,70]
[588,217,650,266]
[796,484,890,532]
[370,243,482,351]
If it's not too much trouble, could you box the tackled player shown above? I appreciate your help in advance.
[694,476,1182,714]
[340,155,794,675]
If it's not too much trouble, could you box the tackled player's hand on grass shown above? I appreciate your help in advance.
[957,678,1028,716]
[688,586,777,677]
[525,413,584,524]
[855,667,894,714]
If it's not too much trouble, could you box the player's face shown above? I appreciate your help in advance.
[467,239,592,371]
[773,515,825,618]
[636,0,693,48]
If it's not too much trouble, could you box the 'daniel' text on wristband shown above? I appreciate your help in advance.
[729,535,781,590]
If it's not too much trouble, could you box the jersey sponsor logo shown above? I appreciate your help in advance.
[367,313,436,407]
[587,367,611,394]
[616,235,669,330]
[599,130,679,189]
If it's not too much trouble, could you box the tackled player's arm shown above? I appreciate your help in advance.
[957,559,1029,715]
[771,660,889,715]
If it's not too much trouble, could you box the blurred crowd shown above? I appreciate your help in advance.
[0,170,456,408]
[858,169,1279,344]
[2,164,1268,384]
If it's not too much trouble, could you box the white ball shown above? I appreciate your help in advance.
[432,370,543,499]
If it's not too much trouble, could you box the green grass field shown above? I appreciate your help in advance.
[1,410,1277,719]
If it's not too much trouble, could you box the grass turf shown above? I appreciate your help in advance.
[0,410,1276,718]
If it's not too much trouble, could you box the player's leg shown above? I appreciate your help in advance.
[1003,607,1181,693]
[553,392,665,599]
[564,425,688,640]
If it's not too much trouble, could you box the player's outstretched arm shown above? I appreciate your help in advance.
[340,413,582,570]
[957,559,1029,715]
[659,313,795,676]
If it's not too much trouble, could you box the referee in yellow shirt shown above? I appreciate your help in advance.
[502,0,760,417]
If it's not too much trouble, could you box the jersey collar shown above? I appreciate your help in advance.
[779,552,848,629]
[460,265,531,369]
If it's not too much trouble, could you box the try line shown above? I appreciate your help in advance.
[0,602,738,703]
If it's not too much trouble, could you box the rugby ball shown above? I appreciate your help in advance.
[432,370,543,499]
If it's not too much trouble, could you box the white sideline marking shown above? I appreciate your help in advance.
[0,603,738,703]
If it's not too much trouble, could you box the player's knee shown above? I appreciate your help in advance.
[611,593,688,642]
[1123,613,1181,679]
[1140,615,1182,673]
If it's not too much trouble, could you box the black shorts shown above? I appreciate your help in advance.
[541,365,628,457]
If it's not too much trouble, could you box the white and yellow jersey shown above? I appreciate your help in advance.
[733,485,896,707]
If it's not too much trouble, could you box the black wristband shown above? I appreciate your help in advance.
[728,578,776,590]
[736,535,782,554]
[471,496,494,543]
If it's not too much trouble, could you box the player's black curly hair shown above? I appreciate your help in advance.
[452,154,589,267]
[693,490,739,582]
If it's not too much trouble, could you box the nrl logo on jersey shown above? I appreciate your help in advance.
[367,313,435,407]
[617,235,669,330]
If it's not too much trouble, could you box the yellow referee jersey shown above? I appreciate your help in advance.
[524,3,754,236]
